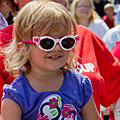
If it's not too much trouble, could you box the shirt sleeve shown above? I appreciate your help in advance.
[2,84,24,110]
[81,76,93,106]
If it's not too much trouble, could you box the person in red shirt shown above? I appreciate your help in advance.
[74,25,120,113]
[0,0,120,114]
[0,24,14,111]
[0,55,14,107]
[0,0,41,111]
[103,3,115,29]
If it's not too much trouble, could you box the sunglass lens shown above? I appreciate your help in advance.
[40,38,54,50]
[62,38,75,49]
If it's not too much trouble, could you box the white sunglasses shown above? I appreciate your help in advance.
[21,35,80,51]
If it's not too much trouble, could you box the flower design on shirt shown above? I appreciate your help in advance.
[48,98,58,108]
[61,107,70,118]
[37,94,77,120]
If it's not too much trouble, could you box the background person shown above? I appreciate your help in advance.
[103,3,115,29]
[0,0,16,112]
[0,0,10,29]
[74,23,120,113]
[70,0,109,39]
[103,25,120,51]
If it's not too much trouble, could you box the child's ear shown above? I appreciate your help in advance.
[17,42,24,51]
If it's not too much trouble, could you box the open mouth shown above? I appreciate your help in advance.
[47,55,62,59]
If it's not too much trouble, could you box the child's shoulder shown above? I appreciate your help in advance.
[66,70,92,86]
[67,69,89,78]
[11,72,26,85]
[3,72,26,93]
[64,70,93,106]
[2,73,27,110]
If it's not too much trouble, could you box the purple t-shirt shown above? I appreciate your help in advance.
[2,70,92,120]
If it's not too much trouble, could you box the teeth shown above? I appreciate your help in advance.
[48,55,62,59]
[51,56,58,58]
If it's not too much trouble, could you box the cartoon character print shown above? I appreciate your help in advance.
[37,94,77,120]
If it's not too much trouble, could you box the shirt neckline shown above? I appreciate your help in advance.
[22,71,68,94]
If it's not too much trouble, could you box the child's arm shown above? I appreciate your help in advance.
[1,98,22,120]
[81,95,102,120]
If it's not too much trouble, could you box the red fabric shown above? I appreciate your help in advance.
[0,25,14,106]
[0,58,14,100]
[0,24,13,46]
[102,15,114,29]
[112,41,120,61]
[75,25,120,113]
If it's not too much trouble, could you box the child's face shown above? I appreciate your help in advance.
[104,8,114,16]
[29,28,71,72]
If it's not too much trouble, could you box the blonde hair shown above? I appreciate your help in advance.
[70,0,100,24]
[3,0,76,74]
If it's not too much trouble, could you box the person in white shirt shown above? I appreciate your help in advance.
[70,0,109,39]
[88,18,109,39]
[103,25,120,51]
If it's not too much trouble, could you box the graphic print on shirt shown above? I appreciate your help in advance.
[75,61,95,73]
[37,94,77,120]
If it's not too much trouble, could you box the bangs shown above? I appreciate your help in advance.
[33,16,71,36]
[30,2,73,36]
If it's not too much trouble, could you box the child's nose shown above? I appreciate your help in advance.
[53,43,62,51]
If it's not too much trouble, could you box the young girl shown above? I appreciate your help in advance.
[1,0,102,120]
